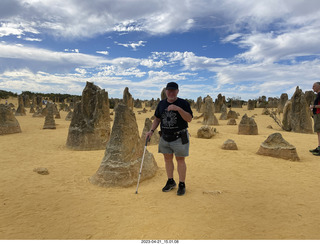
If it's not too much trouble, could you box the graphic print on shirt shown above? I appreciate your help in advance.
[161,109,178,129]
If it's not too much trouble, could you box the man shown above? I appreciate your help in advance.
[146,82,193,196]
[309,81,320,156]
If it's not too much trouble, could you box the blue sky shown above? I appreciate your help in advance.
[1,0,320,100]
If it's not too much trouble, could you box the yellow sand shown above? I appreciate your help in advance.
[1,97,320,240]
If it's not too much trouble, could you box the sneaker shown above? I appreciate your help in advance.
[312,151,320,156]
[162,179,176,192]
[177,182,186,196]
[309,147,320,153]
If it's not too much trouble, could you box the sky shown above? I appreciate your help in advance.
[1,0,320,101]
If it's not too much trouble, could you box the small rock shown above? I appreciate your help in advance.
[227,118,237,125]
[256,132,300,161]
[267,125,273,129]
[227,110,238,119]
[262,108,270,115]
[203,190,223,195]
[33,167,49,175]
[197,125,216,139]
[221,139,238,150]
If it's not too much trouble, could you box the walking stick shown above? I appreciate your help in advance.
[135,135,150,194]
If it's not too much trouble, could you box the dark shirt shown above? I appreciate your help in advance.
[155,98,193,134]
[313,92,320,114]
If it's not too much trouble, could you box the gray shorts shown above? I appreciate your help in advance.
[158,133,190,157]
[314,113,320,133]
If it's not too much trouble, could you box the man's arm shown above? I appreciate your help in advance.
[146,117,161,139]
[167,105,192,122]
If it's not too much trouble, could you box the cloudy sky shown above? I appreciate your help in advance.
[1,0,320,100]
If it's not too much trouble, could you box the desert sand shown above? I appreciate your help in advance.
[1,96,320,240]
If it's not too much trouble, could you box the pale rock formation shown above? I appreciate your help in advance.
[0,104,22,135]
[66,82,111,150]
[90,103,158,187]
[238,114,258,135]
[257,133,300,161]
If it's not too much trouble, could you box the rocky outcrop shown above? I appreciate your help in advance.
[257,133,300,161]
[227,110,238,119]
[238,114,258,135]
[197,125,216,139]
[214,94,226,113]
[227,118,237,125]
[66,82,111,150]
[219,104,227,120]
[281,86,313,133]
[43,103,56,129]
[65,111,73,121]
[262,108,270,115]
[15,96,26,116]
[277,93,288,113]
[202,96,219,125]
[247,99,255,110]
[195,96,202,112]
[221,139,238,150]
[231,99,242,108]
[134,99,142,108]
[89,103,158,187]
[0,104,22,135]
[123,87,133,110]
[267,97,279,108]
[161,88,167,100]
[141,118,160,145]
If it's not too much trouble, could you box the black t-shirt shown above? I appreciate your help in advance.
[313,92,320,114]
[155,98,193,134]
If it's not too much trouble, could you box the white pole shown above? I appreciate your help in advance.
[135,136,149,194]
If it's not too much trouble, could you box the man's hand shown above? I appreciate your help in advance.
[146,130,153,140]
[167,104,181,112]
[168,104,192,122]
[310,105,315,110]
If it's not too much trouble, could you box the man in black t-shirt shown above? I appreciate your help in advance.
[146,82,193,196]
[309,81,320,156]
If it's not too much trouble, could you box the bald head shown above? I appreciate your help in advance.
[313,82,320,93]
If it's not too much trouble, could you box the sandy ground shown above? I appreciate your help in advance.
[1,97,320,240]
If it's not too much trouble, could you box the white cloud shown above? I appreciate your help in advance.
[213,59,320,97]
[96,65,146,78]
[64,49,79,53]
[221,33,242,43]
[96,51,109,55]
[2,0,320,100]
[24,37,42,42]
[0,43,107,72]
[115,40,146,50]
[139,59,167,68]
[75,68,87,75]
[0,22,23,37]
[236,26,320,63]
[152,51,231,71]
[0,0,319,40]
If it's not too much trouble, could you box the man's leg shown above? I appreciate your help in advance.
[176,156,186,196]
[162,153,176,192]
[176,156,186,182]
[164,153,174,179]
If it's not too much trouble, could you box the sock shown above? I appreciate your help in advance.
[168,178,174,182]
[179,181,185,186]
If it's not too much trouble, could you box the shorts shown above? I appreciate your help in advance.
[314,113,320,133]
[158,133,190,157]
